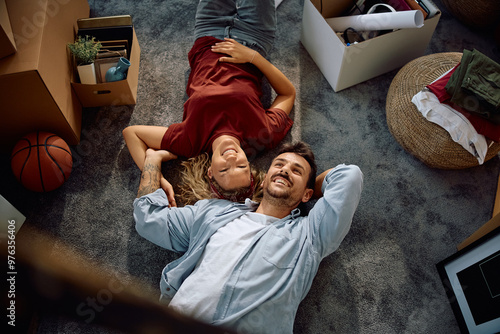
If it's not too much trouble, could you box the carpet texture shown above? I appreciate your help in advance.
[1,0,500,333]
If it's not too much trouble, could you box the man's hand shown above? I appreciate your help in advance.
[136,149,178,202]
[211,38,257,64]
[313,168,333,199]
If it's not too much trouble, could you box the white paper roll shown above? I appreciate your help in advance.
[325,10,424,32]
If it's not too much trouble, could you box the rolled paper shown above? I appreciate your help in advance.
[325,10,424,32]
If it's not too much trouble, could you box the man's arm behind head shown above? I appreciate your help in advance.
[312,168,333,199]
[308,164,364,257]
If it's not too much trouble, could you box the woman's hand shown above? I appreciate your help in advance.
[144,148,178,161]
[212,38,295,115]
[211,38,257,64]
[161,177,177,207]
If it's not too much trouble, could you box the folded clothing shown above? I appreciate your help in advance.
[412,89,488,164]
[445,49,500,125]
[427,65,500,142]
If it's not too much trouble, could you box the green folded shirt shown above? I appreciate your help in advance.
[445,49,500,125]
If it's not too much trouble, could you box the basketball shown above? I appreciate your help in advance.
[11,131,73,192]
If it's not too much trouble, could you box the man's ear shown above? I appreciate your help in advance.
[260,174,267,188]
[301,188,314,203]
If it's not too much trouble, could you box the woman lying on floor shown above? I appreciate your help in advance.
[123,0,295,207]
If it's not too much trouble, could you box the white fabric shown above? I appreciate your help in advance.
[411,89,488,164]
[168,212,278,322]
[430,66,454,84]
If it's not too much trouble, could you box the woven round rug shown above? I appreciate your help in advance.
[386,52,500,169]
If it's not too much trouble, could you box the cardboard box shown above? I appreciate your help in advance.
[0,0,16,59]
[0,0,89,153]
[300,0,441,92]
[71,27,140,107]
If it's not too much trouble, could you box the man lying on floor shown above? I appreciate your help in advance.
[133,141,363,334]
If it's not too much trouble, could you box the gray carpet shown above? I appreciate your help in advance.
[1,0,500,333]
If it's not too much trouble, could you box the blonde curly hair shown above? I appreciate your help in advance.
[177,152,265,205]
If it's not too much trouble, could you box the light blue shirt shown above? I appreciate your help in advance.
[133,164,363,333]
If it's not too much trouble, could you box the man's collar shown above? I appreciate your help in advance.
[290,207,301,219]
[244,198,302,219]
[244,198,259,209]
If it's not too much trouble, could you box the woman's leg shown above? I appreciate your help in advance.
[232,0,276,55]
[194,0,276,56]
[194,0,238,41]
[122,125,169,170]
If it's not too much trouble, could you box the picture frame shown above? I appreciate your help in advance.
[436,226,500,334]
[99,39,129,52]
[94,57,121,83]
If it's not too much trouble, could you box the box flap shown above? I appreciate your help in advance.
[0,0,46,74]
[0,0,17,59]
[310,0,354,18]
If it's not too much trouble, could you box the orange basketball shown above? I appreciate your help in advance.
[11,131,73,192]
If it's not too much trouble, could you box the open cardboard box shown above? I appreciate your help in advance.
[0,0,89,153]
[0,0,16,59]
[300,0,441,92]
[71,27,140,107]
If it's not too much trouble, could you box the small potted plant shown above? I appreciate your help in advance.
[68,35,101,84]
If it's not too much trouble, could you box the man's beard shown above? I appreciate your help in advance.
[263,174,300,208]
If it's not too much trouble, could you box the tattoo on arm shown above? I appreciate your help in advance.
[136,162,162,198]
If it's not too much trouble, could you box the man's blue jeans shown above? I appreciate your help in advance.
[194,0,276,56]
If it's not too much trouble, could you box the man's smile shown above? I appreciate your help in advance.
[272,174,291,187]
